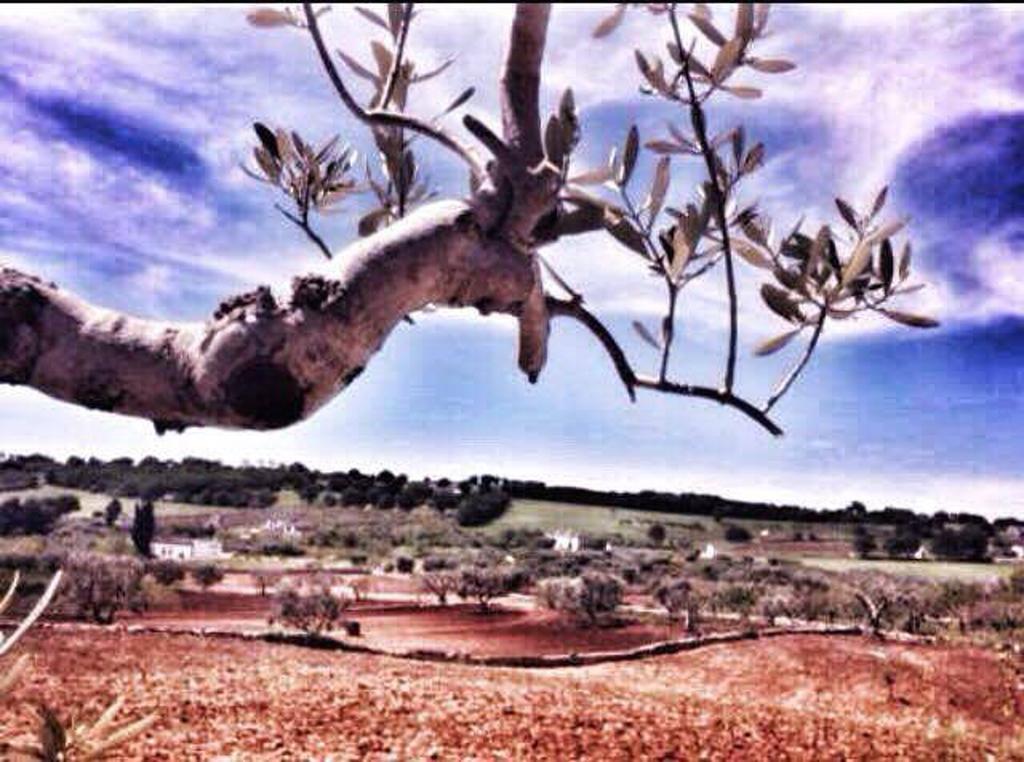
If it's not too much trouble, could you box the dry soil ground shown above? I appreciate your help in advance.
[6,628,1023,760]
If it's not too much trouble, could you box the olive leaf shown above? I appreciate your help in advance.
[618,125,640,186]
[878,308,939,329]
[747,58,796,73]
[755,328,800,356]
[632,320,662,349]
[593,4,627,38]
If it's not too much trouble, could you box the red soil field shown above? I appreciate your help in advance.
[123,590,677,656]
[6,629,1023,760]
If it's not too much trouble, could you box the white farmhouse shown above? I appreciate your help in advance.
[700,543,717,560]
[549,529,581,553]
[262,518,302,540]
[152,538,230,561]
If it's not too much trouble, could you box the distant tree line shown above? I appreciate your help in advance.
[501,480,1005,536]
[1,454,1018,538]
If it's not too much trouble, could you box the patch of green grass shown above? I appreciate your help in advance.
[481,499,718,542]
[800,556,1016,582]
[483,499,859,549]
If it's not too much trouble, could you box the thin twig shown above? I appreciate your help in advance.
[763,307,826,413]
[275,203,334,260]
[380,3,413,110]
[635,375,783,437]
[659,284,679,382]
[668,4,739,393]
[546,296,783,435]
[301,3,483,178]
[546,296,636,401]
[538,255,582,303]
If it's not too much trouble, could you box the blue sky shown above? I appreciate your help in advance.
[1,4,1023,519]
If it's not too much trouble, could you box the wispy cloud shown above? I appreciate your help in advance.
[0,5,1022,514]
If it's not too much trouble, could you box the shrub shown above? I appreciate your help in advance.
[349,576,370,602]
[61,554,146,624]
[1008,568,1024,599]
[758,593,793,626]
[147,559,185,587]
[884,527,923,558]
[260,541,305,557]
[929,525,990,562]
[191,563,225,590]
[852,526,877,558]
[711,584,760,618]
[723,524,752,543]
[540,572,623,626]
[272,580,352,635]
[340,486,367,506]
[104,498,122,527]
[422,554,457,572]
[455,491,511,527]
[394,555,415,574]
[647,523,666,546]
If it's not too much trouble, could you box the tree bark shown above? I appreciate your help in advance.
[0,5,558,433]
[1,202,539,432]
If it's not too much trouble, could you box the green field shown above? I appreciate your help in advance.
[479,498,718,542]
[485,499,856,545]
[801,556,1017,582]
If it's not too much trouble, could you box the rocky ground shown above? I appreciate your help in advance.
[6,629,1022,760]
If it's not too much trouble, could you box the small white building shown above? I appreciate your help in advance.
[913,545,933,561]
[262,518,302,540]
[549,529,581,553]
[700,543,717,560]
[152,538,229,561]
[1011,544,1024,561]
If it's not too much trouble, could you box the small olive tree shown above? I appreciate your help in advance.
[654,576,702,634]
[60,554,147,625]
[191,564,225,590]
[456,565,527,611]
[271,579,353,636]
[540,571,624,627]
[421,570,460,606]
[147,559,186,587]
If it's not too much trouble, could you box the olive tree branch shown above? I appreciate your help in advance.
[380,3,414,110]
[668,3,739,393]
[274,202,334,261]
[763,306,826,413]
[546,296,782,436]
[302,2,483,178]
